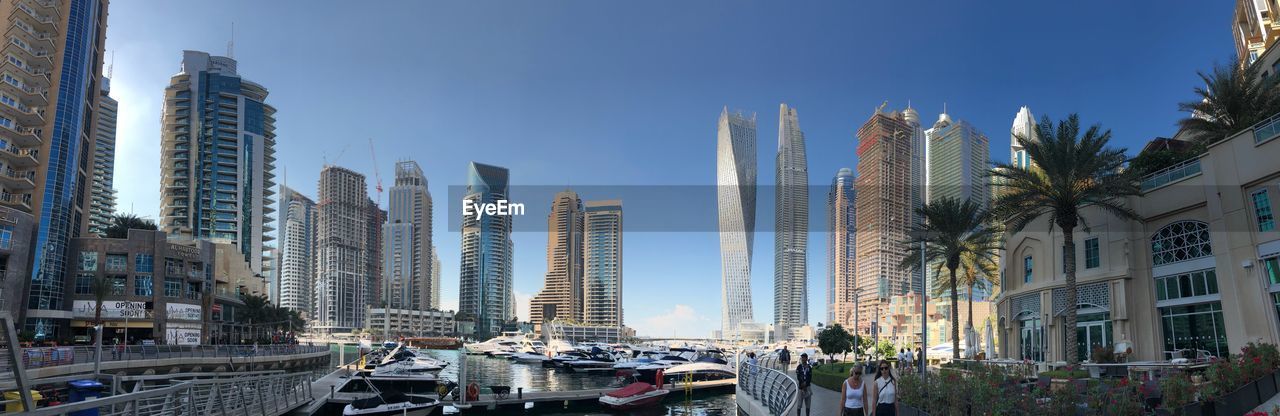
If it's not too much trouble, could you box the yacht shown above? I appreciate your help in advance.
[658,349,736,384]
[634,348,701,383]
[462,331,527,355]
[561,347,619,372]
[509,339,550,363]
[341,376,439,416]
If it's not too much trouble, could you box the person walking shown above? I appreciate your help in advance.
[795,353,813,416]
[747,351,759,376]
[874,360,898,416]
[904,348,914,371]
[779,346,791,370]
[839,365,869,416]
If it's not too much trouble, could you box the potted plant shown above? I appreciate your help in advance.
[1206,357,1260,416]
[1090,346,1116,378]
[1160,373,1205,416]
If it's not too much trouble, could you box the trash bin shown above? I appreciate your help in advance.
[67,380,104,416]
[4,389,43,412]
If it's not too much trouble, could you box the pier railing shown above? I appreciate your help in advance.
[11,344,328,369]
[737,356,797,416]
[20,371,314,416]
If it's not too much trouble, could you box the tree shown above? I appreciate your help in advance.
[90,276,114,325]
[1178,59,1280,146]
[989,114,1141,364]
[957,251,999,333]
[104,213,157,239]
[817,323,853,361]
[902,197,1000,360]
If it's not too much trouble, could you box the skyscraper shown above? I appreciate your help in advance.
[531,190,584,332]
[21,0,110,337]
[904,106,925,296]
[459,162,513,339]
[159,50,277,277]
[431,245,440,310]
[717,107,756,337]
[924,109,992,300]
[367,198,385,317]
[314,166,372,333]
[827,168,856,328]
[853,104,914,335]
[382,161,434,311]
[277,185,315,317]
[1010,106,1038,170]
[87,76,117,236]
[925,110,990,209]
[774,104,808,332]
[583,199,622,327]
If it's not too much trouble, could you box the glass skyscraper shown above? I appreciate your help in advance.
[774,104,808,334]
[716,107,756,338]
[277,185,315,316]
[23,0,110,338]
[459,162,513,339]
[88,76,116,236]
[583,200,622,327]
[159,50,277,277]
[382,160,433,311]
[828,168,856,327]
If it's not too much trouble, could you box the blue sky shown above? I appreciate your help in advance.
[105,1,1232,337]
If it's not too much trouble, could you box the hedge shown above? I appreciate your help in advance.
[813,362,857,391]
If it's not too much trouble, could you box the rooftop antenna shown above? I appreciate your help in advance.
[227,22,235,59]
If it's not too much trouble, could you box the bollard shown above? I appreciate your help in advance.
[517,387,522,399]
[330,384,335,398]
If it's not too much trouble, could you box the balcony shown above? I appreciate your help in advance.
[0,74,46,105]
[12,2,57,32]
[1140,157,1202,191]
[0,99,42,124]
[0,168,33,190]
[29,0,60,18]
[0,191,30,210]
[6,37,52,67]
[5,20,54,52]
[0,144,35,167]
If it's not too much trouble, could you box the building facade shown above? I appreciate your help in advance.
[66,229,214,345]
[159,50,277,279]
[0,207,35,319]
[20,0,111,339]
[382,160,434,312]
[924,110,993,300]
[366,308,455,338]
[277,185,314,317]
[87,76,116,236]
[717,107,757,337]
[828,168,856,328]
[531,190,584,332]
[997,120,1280,363]
[459,162,513,339]
[853,105,915,335]
[774,103,808,333]
[1235,0,1280,67]
[1009,106,1038,170]
[313,166,371,334]
[583,199,622,327]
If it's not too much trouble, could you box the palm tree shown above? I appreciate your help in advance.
[1178,59,1280,145]
[902,197,1001,360]
[104,214,158,239]
[957,251,998,333]
[989,114,1141,364]
[91,275,113,325]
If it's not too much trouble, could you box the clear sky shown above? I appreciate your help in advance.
[105,1,1232,338]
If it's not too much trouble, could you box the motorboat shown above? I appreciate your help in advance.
[344,391,438,416]
[487,340,519,358]
[462,331,528,355]
[561,348,618,372]
[613,351,665,370]
[598,382,669,410]
[659,350,736,384]
[547,349,591,367]
[634,348,699,383]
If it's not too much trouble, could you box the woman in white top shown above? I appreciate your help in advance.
[874,360,898,416]
[839,364,869,416]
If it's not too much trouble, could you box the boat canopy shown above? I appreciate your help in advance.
[607,382,657,398]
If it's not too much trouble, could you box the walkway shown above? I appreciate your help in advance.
[772,361,886,416]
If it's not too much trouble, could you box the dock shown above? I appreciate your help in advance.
[319,378,735,412]
[289,363,359,415]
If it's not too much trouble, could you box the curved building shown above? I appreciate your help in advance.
[459,162,513,339]
[717,107,756,337]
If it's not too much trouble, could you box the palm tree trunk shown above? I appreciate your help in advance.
[1062,227,1079,365]
[967,283,975,331]
[950,266,960,360]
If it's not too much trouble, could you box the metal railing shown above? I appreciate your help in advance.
[1254,112,1280,144]
[1140,157,1201,191]
[13,344,328,370]
[738,356,797,416]
[20,371,313,416]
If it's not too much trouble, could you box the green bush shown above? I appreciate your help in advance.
[900,363,1035,415]
[812,361,856,391]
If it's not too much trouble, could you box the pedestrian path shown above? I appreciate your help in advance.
[1254,391,1280,413]
[774,362,883,416]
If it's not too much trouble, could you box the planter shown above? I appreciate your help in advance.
[900,404,930,416]
[1088,366,1103,379]
[1174,401,1213,416]
[1258,371,1278,403]
[1211,382,1259,416]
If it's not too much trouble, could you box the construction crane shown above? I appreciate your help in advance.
[369,137,383,209]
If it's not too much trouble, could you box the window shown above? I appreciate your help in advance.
[109,277,125,296]
[135,254,153,273]
[1254,190,1275,232]
[1156,269,1219,301]
[105,254,127,273]
[165,258,182,276]
[1160,302,1228,358]
[0,224,12,249]
[74,274,93,295]
[164,277,182,298]
[185,282,200,300]
[80,251,98,271]
[1085,238,1100,269]
[134,275,153,297]
[1267,257,1280,286]
[1024,256,1034,283]
[1151,221,1213,265]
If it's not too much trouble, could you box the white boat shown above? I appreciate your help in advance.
[562,347,619,372]
[634,348,698,381]
[344,392,438,416]
[598,382,670,410]
[462,331,529,355]
[657,350,736,384]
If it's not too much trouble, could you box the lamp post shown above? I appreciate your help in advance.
[919,241,927,375]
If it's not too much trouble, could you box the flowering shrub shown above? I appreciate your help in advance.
[1159,372,1195,410]
[1086,378,1143,416]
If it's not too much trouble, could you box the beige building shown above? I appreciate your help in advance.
[997,120,1280,363]
[1235,0,1280,68]
[853,106,918,335]
[366,308,455,338]
[876,293,992,349]
[531,190,585,333]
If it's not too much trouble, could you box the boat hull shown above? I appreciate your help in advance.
[599,389,670,410]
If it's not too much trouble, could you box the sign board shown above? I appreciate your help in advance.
[166,303,202,321]
[72,300,148,319]
[165,324,201,345]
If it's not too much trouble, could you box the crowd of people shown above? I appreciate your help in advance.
[766,345,903,416]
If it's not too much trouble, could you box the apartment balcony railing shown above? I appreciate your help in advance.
[1253,112,1280,145]
[1140,157,1202,192]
